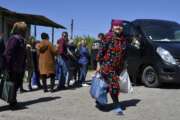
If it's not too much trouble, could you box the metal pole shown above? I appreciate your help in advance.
[52,27,54,44]
[34,25,37,38]
[71,19,74,39]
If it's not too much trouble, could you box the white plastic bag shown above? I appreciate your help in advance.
[119,69,133,93]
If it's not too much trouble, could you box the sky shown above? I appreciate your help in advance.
[0,0,180,42]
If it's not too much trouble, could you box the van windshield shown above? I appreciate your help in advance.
[141,22,180,42]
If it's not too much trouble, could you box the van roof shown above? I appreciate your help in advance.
[132,19,180,27]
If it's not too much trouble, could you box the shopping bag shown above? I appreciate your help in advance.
[90,72,108,105]
[0,79,3,97]
[1,80,15,103]
[0,71,15,103]
[119,69,133,93]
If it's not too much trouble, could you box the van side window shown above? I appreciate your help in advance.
[131,34,141,49]
[126,25,142,49]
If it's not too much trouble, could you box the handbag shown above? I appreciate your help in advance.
[0,71,16,103]
[90,72,108,105]
[119,69,133,93]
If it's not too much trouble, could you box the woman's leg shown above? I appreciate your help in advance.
[9,72,24,107]
[41,75,48,92]
[79,64,84,85]
[79,65,83,85]
[57,56,65,88]
[27,69,33,91]
[83,64,88,83]
[110,94,119,103]
[9,72,18,107]
[79,64,88,85]
[36,71,42,88]
[109,84,120,104]
[19,72,26,93]
[50,74,55,92]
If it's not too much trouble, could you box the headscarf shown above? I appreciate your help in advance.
[105,19,124,41]
[109,19,123,32]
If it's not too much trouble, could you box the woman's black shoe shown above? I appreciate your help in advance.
[20,89,28,93]
[44,89,48,93]
[9,101,18,110]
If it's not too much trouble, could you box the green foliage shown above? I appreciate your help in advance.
[73,35,96,70]
[73,35,95,53]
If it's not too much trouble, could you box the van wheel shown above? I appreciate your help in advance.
[142,66,160,88]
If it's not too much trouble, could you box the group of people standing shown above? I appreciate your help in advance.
[0,21,91,109]
[0,19,128,112]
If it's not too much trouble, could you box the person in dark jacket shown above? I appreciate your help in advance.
[56,32,70,90]
[3,22,27,108]
[26,36,37,91]
[66,41,79,86]
[91,33,104,70]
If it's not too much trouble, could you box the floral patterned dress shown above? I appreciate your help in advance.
[96,32,127,96]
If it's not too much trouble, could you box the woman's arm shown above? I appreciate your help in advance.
[49,43,58,56]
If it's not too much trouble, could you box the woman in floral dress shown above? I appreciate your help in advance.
[96,19,127,103]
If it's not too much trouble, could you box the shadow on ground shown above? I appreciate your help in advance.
[54,80,92,92]
[159,83,180,89]
[0,96,61,112]
[96,99,141,112]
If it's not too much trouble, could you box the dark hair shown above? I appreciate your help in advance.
[98,33,104,38]
[62,31,68,37]
[41,33,49,40]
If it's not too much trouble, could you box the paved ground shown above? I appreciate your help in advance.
[0,71,180,120]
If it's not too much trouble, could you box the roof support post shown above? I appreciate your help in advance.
[52,27,54,44]
[34,25,37,38]
[1,15,4,33]
[1,15,5,40]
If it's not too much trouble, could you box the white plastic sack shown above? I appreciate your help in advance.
[119,69,133,93]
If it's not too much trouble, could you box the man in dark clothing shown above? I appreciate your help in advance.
[3,22,27,108]
[56,32,69,89]
[67,41,79,85]
[91,33,104,70]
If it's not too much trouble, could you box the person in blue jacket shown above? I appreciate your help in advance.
[78,39,90,87]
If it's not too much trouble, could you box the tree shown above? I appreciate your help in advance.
[73,35,95,53]
[73,35,96,70]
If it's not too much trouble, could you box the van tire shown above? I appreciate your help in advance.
[142,66,160,88]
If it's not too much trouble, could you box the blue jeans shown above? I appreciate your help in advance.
[32,71,41,87]
[55,59,61,80]
[57,56,69,87]
[79,64,88,84]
